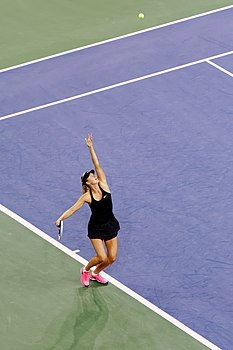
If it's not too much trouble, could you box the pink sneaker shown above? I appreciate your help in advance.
[90,272,108,285]
[80,267,90,287]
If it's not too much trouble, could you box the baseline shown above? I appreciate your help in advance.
[1,5,233,74]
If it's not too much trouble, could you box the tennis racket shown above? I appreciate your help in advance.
[57,220,64,241]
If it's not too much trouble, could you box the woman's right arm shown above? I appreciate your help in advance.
[55,192,90,226]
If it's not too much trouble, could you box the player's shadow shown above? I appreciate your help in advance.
[43,285,109,350]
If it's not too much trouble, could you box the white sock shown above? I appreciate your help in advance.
[92,271,98,276]
[83,267,89,273]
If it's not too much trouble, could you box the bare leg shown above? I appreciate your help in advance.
[85,256,102,271]
[93,259,110,274]
[105,237,118,265]
[94,236,118,274]
[85,239,109,272]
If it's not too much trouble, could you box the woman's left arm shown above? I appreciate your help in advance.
[85,134,110,190]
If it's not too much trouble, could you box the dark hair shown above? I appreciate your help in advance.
[82,183,89,193]
[81,169,95,185]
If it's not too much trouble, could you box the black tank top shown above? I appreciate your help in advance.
[89,187,114,224]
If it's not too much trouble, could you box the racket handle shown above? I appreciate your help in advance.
[57,220,63,241]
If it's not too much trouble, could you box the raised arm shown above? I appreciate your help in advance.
[55,192,89,226]
[85,133,107,184]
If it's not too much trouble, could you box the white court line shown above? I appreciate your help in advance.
[206,60,233,78]
[0,50,232,122]
[73,249,80,253]
[0,203,220,350]
[0,5,233,73]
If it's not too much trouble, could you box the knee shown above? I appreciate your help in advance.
[98,256,109,265]
[108,255,117,264]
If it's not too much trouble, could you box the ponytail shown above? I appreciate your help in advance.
[81,183,89,194]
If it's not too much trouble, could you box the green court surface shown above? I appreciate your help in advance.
[1,0,233,69]
[0,211,210,350]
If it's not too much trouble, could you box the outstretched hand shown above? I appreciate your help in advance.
[55,219,61,227]
[85,133,93,148]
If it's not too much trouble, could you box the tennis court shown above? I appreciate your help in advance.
[1,2,233,349]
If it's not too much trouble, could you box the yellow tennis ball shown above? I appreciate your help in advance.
[138,13,145,19]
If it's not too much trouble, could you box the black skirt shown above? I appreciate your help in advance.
[88,216,120,241]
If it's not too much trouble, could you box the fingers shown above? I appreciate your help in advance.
[85,133,93,144]
[55,219,61,227]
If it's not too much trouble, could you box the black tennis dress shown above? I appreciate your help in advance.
[88,186,120,241]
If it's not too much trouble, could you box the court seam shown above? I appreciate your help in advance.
[0,203,221,350]
[206,60,233,78]
[1,50,232,122]
[0,5,232,73]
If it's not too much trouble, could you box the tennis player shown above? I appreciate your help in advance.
[55,134,120,287]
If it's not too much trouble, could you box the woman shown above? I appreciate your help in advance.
[55,134,120,287]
